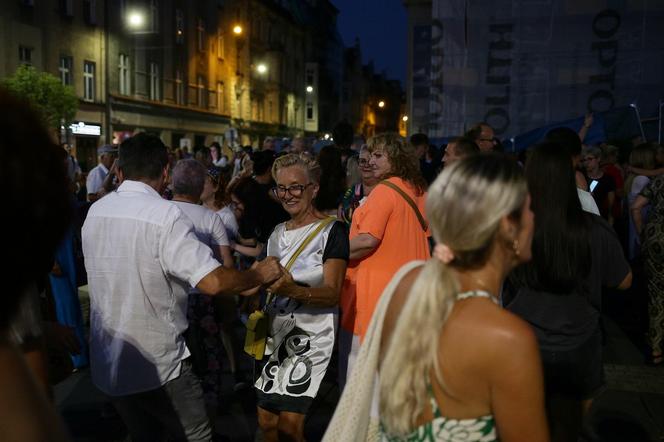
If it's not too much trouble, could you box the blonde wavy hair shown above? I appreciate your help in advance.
[379,153,528,436]
[271,153,321,184]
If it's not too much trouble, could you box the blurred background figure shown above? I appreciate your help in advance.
[0,86,72,441]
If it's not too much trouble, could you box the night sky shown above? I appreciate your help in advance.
[331,0,408,87]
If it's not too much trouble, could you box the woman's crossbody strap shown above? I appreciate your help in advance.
[264,217,336,308]
[379,180,428,232]
[284,217,336,271]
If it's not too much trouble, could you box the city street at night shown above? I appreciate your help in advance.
[1,0,664,441]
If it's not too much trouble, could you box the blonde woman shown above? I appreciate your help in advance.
[256,154,349,441]
[325,154,548,441]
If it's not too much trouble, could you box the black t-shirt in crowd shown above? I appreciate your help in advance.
[587,173,616,220]
[505,215,629,351]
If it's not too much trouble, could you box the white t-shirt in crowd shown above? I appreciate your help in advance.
[82,180,221,396]
[172,201,230,249]
[216,205,239,242]
[86,163,109,198]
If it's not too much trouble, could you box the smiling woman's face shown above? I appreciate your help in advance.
[273,165,318,218]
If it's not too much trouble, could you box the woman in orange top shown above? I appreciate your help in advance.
[339,133,430,384]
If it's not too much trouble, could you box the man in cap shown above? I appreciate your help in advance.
[87,144,118,202]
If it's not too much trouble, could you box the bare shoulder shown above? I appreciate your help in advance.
[449,300,538,363]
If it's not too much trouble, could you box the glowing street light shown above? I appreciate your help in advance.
[402,115,409,122]
[306,85,313,93]
[323,133,330,140]
[127,11,145,28]
[233,25,243,35]
[378,100,385,108]
[256,63,268,74]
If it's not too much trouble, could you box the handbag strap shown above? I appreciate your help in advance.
[379,180,428,231]
[284,216,336,271]
[265,216,336,306]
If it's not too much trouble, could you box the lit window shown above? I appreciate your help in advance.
[175,70,184,105]
[217,82,224,112]
[217,33,224,59]
[19,46,33,65]
[197,18,205,52]
[59,56,73,85]
[150,0,159,33]
[149,62,160,101]
[197,75,205,107]
[118,54,130,95]
[83,60,96,101]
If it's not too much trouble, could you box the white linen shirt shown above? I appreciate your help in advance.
[82,180,221,396]
[86,163,109,198]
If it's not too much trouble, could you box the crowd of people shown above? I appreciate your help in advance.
[2,81,663,442]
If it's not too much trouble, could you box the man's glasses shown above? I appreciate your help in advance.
[272,183,313,198]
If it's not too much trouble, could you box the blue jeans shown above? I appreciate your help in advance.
[111,359,212,442]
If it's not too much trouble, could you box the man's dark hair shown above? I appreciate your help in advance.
[0,87,72,330]
[332,121,354,149]
[118,132,169,180]
[464,123,486,141]
[545,127,582,157]
[410,133,429,147]
[252,150,276,176]
[448,136,480,157]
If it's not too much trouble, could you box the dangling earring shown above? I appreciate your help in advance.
[512,239,520,257]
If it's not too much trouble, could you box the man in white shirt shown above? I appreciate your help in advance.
[86,144,117,202]
[82,133,281,442]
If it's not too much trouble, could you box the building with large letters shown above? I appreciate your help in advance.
[402,0,664,144]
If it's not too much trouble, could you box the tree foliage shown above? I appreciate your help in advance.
[2,64,78,129]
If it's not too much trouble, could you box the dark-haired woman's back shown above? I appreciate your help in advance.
[506,142,631,442]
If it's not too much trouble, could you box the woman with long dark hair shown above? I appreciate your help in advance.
[507,142,632,442]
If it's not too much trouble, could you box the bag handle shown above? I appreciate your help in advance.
[265,217,336,306]
[379,180,428,231]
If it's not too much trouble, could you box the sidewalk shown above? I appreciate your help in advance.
[586,316,664,442]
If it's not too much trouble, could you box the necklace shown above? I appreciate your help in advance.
[460,273,499,303]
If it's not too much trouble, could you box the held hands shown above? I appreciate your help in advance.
[266,265,299,298]
[254,256,284,287]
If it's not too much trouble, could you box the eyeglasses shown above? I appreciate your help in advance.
[358,158,370,167]
[478,138,495,143]
[272,183,313,198]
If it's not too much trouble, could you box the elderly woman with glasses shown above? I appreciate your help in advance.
[254,153,349,442]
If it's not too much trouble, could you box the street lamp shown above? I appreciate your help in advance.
[256,63,268,74]
[378,100,385,108]
[127,11,145,29]
[233,25,243,35]
[402,115,408,122]
[306,85,313,93]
